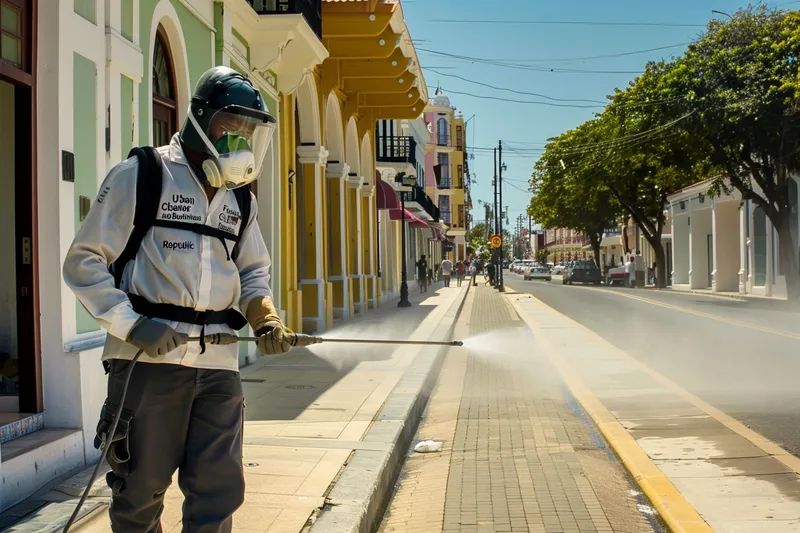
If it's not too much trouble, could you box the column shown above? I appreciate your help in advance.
[739,202,748,294]
[361,185,378,308]
[326,162,350,319]
[347,174,366,314]
[297,145,329,332]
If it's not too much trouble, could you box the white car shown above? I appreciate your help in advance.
[524,266,552,281]
[551,264,566,275]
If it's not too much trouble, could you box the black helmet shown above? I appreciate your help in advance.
[180,66,276,189]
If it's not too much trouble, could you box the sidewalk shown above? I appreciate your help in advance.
[2,282,468,533]
[507,289,800,533]
[379,285,658,533]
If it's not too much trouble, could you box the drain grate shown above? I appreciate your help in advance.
[285,384,316,390]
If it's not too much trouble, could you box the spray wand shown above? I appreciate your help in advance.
[63,332,462,532]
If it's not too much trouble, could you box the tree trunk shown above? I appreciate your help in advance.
[652,239,668,289]
[589,232,602,269]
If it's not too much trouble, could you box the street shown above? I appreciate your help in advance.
[504,273,800,458]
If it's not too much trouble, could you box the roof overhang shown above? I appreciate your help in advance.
[321,0,427,132]
[228,0,329,95]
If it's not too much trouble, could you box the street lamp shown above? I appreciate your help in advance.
[396,172,417,308]
[711,10,733,20]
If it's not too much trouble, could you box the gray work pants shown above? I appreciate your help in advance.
[97,360,245,533]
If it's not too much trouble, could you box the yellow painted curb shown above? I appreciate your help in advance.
[506,293,714,533]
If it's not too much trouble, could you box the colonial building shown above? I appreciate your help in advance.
[0,0,438,511]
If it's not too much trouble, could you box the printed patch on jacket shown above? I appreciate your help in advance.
[217,204,242,234]
[160,194,203,223]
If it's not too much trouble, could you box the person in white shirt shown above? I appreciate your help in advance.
[440,258,453,287]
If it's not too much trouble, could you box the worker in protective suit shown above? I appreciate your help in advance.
[63,66,290,532]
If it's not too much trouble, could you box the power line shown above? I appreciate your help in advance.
[418,48,645,74]
[431,87,604,108]
[425,68,608,104]
[422,43,690,65]
[426,19,706,28]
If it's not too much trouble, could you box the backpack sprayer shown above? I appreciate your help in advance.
[63,332,462,532]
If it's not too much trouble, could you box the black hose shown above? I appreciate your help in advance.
[62,349,144,533]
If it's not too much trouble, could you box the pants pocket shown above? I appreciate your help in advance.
[94,399,136,475]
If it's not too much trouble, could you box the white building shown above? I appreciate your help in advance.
[668,177,800,297]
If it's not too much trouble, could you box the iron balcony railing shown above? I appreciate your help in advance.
[438,176,451,189]
[440,209,452,225]
[247,0,322,40]
[408,186,437,221]
[436,132,450,147]
[376,136,417,167]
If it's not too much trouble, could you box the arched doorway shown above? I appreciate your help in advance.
[152,26,177,147]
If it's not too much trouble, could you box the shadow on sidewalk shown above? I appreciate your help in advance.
[243,285,453,422]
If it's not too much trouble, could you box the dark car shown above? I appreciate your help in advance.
[562,260,601,285]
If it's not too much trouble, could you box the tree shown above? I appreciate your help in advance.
[529,122,622,270]
[663,6,800,298]
[535,248,549,265]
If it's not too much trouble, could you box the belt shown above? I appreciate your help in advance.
[128,294,247,330]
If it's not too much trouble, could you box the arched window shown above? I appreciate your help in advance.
[152,26,177,147]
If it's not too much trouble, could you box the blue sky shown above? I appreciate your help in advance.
[401,0,797,232]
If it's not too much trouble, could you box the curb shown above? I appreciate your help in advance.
[309,284,471,533]
[505,292,714,533]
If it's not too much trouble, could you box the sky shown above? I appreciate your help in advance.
[401,0,800,235]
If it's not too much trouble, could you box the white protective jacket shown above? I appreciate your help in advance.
[63,135,273,371]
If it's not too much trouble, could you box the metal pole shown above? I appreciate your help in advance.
[498,141,505,291]
[398,187,411,307]
[493,148,500,288]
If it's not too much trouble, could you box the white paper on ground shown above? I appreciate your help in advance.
[414,440,443,453]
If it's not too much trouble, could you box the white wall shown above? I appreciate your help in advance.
[713,201,740,292]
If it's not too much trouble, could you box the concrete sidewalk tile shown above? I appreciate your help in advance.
[296,449,353,495]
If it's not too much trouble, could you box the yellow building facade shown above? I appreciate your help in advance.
[276,0,427,332]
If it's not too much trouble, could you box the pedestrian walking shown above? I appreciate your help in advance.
[486,261,496,286]
[441,257,453,287]
[62,66,290,532]
[455,260,465,287]
[470,257,479,286]
[416,255,429,293]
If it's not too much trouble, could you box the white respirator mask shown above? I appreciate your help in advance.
[188,105,276,190]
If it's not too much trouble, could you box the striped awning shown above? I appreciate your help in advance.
[376,173,400,210]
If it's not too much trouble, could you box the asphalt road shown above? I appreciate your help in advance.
[505,272,800,458]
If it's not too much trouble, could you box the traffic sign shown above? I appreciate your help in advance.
[490,234,503,248]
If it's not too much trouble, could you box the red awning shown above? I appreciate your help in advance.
[429,228,447,241]
[389,208,429,228]
[375,173,400,210]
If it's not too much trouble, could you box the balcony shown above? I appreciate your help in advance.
[436,133,451,147]
[242,0,328,95]
[440,210,452,225]
[406,186,438,221]
[247,0,322,39]
[376,136,417,167]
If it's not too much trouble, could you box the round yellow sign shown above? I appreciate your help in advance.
[490,235,502,248]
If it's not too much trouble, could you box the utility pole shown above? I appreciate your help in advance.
[493,148,499,283]
[497,140,505,292]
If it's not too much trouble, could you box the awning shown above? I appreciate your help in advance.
[389,208,429,228]
[429,228,447,241]
[376,172,400,210]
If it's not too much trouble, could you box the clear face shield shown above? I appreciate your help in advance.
[189,105,276,190]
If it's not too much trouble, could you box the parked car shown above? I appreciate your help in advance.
[551,264,566,275]
[563,260,602,285]
[524,266,552,281]
[605,263,632,286]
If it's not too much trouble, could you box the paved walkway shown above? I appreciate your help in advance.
[379,285,657,533]
[3,282,465,533]
[508,288,800,533]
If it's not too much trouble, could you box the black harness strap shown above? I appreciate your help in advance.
[128,294,247,330]
[111,147,163,289]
